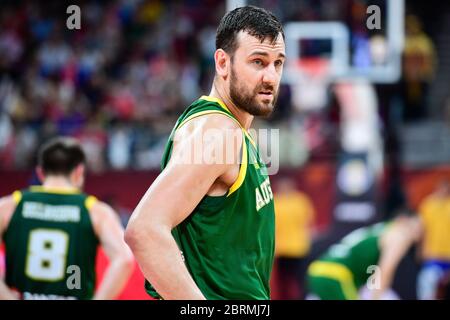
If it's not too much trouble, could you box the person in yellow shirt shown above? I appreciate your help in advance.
[274,176,315,299]
[402,14,437,121]
[417,179,450,299]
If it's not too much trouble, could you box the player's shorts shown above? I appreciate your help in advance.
[306,261,359,300]
[417,260,450,300]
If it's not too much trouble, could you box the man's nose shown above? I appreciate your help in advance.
[262,64,278,86]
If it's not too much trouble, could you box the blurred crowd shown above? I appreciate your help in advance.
[0,0,226,171]
[0,0,440,172]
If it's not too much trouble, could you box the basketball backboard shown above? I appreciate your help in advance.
[226,0,405,84]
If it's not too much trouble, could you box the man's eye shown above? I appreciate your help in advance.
[253,60,263,66]
[275,60,284,67]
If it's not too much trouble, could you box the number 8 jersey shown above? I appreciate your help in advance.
[2,186,99,299]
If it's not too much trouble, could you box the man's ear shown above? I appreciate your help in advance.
[77,163,86,177]
[36,167,45,183]
[75,164,85,179]
[214,49,230,79]
[72,164,85,187]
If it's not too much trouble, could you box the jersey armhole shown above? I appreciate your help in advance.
[2,191,22,235]
[12,190,22,204]
[84,196,101,243]
[227,132,247,197]
[85,195,98,211]
[170,110,249,197]
[176,110,238,131]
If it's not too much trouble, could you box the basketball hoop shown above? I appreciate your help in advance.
[290,57,331,113]
[296,58,331,79]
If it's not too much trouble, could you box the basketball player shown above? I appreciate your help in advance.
[125,6,285,299]
[306,212,422,300]
[0,137,134,299]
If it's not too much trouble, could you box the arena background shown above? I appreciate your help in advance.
[0,0,449,299]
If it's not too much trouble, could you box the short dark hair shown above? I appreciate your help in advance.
[216,5,284,55]
[38,137,86,176]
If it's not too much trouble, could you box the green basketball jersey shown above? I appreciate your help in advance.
[145,96,276,299]
[319,222,387,287]
[3,186,99,299]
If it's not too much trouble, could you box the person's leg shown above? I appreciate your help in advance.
[276,258,290,300]
[297,257,308,299]
[417,262,445,300]
[277,257,301,299]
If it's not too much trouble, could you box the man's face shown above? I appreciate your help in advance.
[228,31,285,117]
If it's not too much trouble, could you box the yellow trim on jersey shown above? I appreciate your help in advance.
[172,105,249,197]
[200,95,231,113]
[308,261,359,300]
[85,196,98,210]
[177,110,240,131]
[30,186,81,195]
[200,95,257,148]
[243,130,257,148]
[12,190,22,204]
[227,135,248,197]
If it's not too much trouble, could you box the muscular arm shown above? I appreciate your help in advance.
[125,114,242,300]
[371,223,416,300]
[90,201,135,300]
[0,195,20,300]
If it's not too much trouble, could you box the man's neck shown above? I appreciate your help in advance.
[41,176,78,191]
[209,84,254,130]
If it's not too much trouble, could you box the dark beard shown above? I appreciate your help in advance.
[229,66,278,117]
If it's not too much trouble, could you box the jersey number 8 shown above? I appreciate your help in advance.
[25,229,69,281]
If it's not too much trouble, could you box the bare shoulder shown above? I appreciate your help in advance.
[380,221,411,249]
[172,113,244,165]
[0,194,18,232]
[90,200,117,216]
[0,194,17,208]
[88,200,122,234]
[175,112,242,139]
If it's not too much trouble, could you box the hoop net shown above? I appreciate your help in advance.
[290,57,331,112]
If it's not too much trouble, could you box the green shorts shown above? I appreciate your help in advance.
[306,261,359,300]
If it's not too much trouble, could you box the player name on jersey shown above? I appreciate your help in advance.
[255,178,273,212]
[22,292,77,300]
[22,202,81,223]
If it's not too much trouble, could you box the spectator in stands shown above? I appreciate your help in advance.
[401,14,437,121]
[274,176,316,299]
[417,179,450,299]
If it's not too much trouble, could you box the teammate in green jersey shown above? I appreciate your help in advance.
[0,137,134,300]
[125,6,286,300]
[306,212,423,300]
